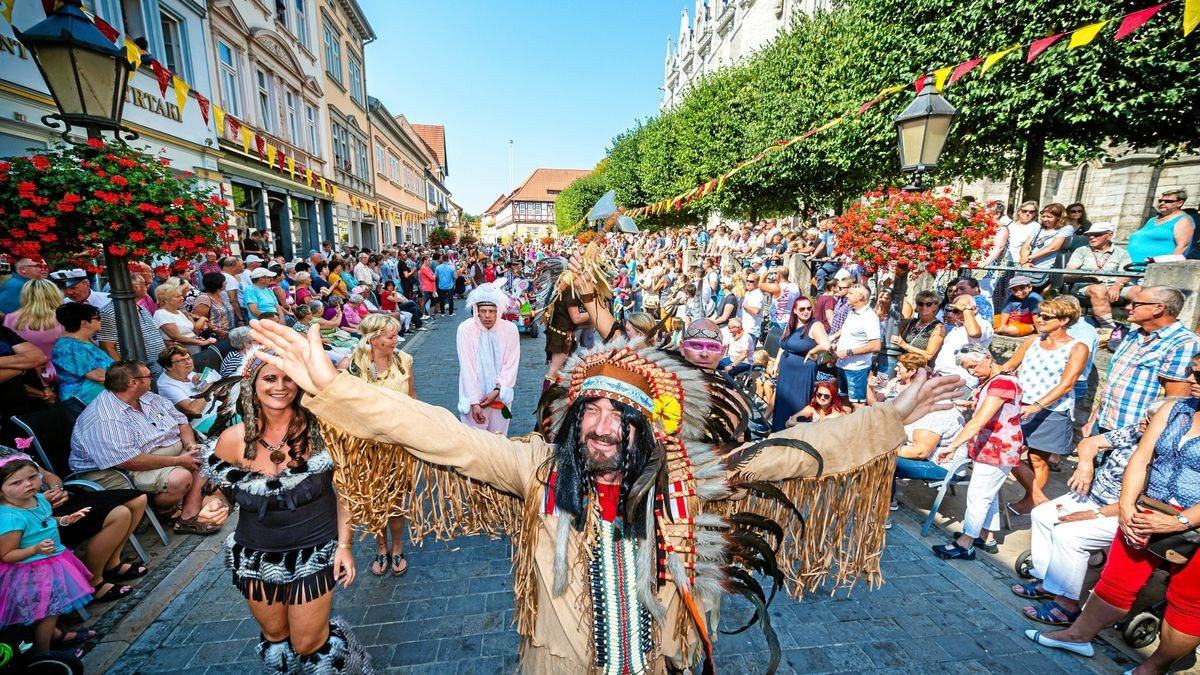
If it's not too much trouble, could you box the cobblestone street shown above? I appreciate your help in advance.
[102,312,1118,674]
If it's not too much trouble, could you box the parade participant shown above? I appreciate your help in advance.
[335,314,413,580]
[542,272,588,388]
[201,350,366,674]
[678,318,724,371]
[457,283,520,434]
[249,317,961,673]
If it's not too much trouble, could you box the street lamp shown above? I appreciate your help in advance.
[893,76,957,191]
[14,0,137,143]
[16,0,147,365]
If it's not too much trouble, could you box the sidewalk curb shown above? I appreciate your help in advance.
[894,509,1125,674]
[83,527,227,673]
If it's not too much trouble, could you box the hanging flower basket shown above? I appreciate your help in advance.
[833,187,997,275]
[576,230,596,246]
[0,138,230,273]
[428,227,456,247]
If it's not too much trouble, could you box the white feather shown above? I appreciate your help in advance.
[552,512,572,597]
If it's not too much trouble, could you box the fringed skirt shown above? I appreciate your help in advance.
[0,549,93,627]
[224,535,337,605]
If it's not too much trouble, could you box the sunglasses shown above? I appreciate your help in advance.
[1157,198,1182,204]
[916,301,938,307]
[814,394,831,400]
[795,306,813,312]
[1018,209,1037,214]
[944,307,963,314]
[1085,232,1110,237]
[682,340,723,353]
[1036,313,1060,321]
[1128,300,1163,309]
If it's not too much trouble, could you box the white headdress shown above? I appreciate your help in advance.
[465,283,508,315]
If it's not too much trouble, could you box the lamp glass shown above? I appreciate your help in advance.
[897,118,926,171]
[920,115,954,166]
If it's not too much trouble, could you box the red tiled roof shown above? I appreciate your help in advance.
[511,168,591,203]
[410,124,447,173]
[483,193,508,215]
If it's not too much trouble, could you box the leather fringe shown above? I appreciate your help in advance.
[724,450,897,598]
[317,421,522,541]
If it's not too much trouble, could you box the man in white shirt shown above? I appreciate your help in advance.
[238,254,264,292]
[739,272,765,343]
[933,293,993,387]
[834,285,881,407]
[353,253,374,293]
[718,318,754,381]
[219,256,245,326]
[52,268,110,309]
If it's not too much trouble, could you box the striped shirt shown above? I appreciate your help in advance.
[69,389,187,472]
[97,300,166,374]
[1098,321,1200,430]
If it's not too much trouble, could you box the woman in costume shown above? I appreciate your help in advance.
[338,314,413,577]
[201,350,368,674]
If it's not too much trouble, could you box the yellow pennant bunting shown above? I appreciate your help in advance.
[123,38,142,70]
[172,76,189,114]
[1186,0,1199,35]
[981,45,1020,73]
[319,177,327,195]
[330,184,338,201]
[305,168,313,187]
[286,156,296,179]
[0,0,14,25]
[212,105,225,135]
[240,127,252,154]
[1069,21,1110,47]
[933,65,954,91]
[266,144,277,167]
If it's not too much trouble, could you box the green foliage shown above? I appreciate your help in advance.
[554,170,608,233]
[601,0,1199,215]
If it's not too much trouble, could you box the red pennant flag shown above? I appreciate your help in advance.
[913,74,928,92]
[193,92,210,125]
[228,116,241,136]
[92,15,120,43]
[149,60,172,97]
[1027,33,1065,63]
[276,147,285,171]
[948,57,984,86]
[254,134,265,160]
[1115,3,1167,40]
[857,97,878,116]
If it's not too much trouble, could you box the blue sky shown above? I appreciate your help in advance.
[362,1,686,214]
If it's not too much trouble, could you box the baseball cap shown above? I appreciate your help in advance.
[244,254,265,264]
[249,267,275,279]
[50,268,89,287]
[1008,275,1033,287]
[1086,221,1115,234]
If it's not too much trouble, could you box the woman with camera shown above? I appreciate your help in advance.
[1027,353,1200,674]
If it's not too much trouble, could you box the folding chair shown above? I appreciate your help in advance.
[10,399,170,548]
[919,455,973,537]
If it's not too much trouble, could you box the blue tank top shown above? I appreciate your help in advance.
[1127,213,1191,263]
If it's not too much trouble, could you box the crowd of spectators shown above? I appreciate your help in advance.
[1,185,1198,669]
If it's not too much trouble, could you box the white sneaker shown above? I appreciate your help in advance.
[416,326,429,331]
[396,336,406,343]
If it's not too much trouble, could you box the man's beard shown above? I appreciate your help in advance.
[583,432,623,473]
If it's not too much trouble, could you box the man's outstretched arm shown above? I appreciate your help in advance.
[250,319,542,496]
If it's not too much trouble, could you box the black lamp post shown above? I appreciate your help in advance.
[893,77,958,192]
[16,0,147,365]
[879,78,958,375]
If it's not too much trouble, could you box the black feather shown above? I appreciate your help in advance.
[722,438,823,476]
[720,569,782,674]
[727,512,785,550]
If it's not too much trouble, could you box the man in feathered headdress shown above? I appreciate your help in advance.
[457,283,521,434]
[249,317,961,674]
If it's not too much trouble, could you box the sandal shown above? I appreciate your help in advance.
[1024,600,1082,626]
[931,541,975,560]
[173,516,219,535]
[370,553,388,577]
[390,553,408,577]
[91,582,134,603]
[53,628,97,646]
[104,562,148,582]
[1012,581,1053,600]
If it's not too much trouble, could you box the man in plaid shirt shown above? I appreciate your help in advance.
[1091,286,1199,434]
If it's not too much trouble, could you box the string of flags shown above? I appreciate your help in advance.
[0,1,425,218]
[624,0,1198,217]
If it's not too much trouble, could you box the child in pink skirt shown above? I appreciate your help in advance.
[0,453,94,654]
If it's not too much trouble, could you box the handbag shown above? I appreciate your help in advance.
[1136,494,1200,564]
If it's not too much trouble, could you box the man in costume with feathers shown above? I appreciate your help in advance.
[250,312,961,674]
